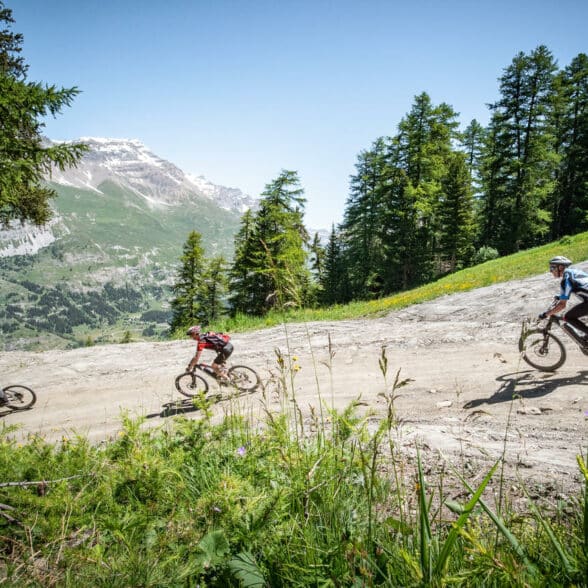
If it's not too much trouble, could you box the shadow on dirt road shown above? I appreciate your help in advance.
[463,369,588,408]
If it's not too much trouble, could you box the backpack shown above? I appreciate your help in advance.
[204,332,231,351]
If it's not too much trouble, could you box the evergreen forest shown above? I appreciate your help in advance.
[171,46,588,330]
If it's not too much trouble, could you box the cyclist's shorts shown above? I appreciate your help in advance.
[215,342,233,365]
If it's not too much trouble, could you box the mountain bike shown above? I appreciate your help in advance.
[175,363,261,399]
[518,315,588,372]
[0,385,37,411]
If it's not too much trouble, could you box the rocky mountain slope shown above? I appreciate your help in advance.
[49,137,256,213]
[0,139,256,351]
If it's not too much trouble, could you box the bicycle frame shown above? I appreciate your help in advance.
[522,315,588,354]
[552,315,588,354]
[193,363,225,379]
[176,363,260,398]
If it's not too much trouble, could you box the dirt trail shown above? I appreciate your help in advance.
[2,268,587,495]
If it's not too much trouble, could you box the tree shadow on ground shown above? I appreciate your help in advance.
[463,369,588,409]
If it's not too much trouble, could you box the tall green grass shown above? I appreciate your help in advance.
[1,347,586,586]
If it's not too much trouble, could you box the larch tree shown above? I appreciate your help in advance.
[309,231,325,283]
[460,119,486,197]
[253,170,310,312]
[394,93,460,283]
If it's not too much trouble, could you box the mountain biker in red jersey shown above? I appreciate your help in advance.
[186,325,233,380]
[539,256,588,342]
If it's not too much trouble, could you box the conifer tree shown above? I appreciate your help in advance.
[201,256,228,324]
[342,139,388,298]
[0,1,87,225]
[229,171,310,315]
[478,46,557,252]
[307,231,326,306]
[393,93,460,283]
[254,170,309,312]
[437,152,476,271]
[477,121,508,248]
[376,154,418,292]
[309,232,325,283]
[551,53,588,237]
[228,209,257,315]
[460,119,486,197]
[320,224,350,305]
[169,231,206,332]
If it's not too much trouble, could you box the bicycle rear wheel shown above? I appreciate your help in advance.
[227,365,260,392]
[3,385,36,410]
[175,372,209,398]
[519,329,566,372]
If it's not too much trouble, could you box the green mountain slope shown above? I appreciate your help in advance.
[0,180,242,351]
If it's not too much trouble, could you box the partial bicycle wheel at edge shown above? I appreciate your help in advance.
[227,365,260,392]
[519,329,566,372]
[3,385,36,410]
[175,372,209,398]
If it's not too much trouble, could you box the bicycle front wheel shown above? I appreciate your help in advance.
[227,365,260,392]
[519,329,566,372]
[3,385,37,410]
[175,372,209,398]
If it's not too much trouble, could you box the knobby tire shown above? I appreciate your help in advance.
[519,329,566,372]
[175,372,209,398]
[3,385,37,410]
[227,365,260,392]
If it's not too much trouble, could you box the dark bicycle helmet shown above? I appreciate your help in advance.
[549,256,572,267]
[186,325,201,336]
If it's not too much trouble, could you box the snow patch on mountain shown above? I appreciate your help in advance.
[50,138,257,213]
[0,138,258,259]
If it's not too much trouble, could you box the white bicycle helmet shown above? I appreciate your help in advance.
[186,325,201,336]
[549,256,572,267]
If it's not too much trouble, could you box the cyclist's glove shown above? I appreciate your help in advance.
[538,312,547,320]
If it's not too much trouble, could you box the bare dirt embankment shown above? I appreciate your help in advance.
[2,268,587,497]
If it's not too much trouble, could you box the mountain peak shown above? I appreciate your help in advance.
[49,137,257,213]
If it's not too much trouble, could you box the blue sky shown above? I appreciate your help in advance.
[11,0,588,229]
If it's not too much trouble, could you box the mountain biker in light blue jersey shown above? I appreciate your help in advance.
[539,256,588,343]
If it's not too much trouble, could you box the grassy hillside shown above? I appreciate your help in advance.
[213,232,588,333]
[50,180,240,266]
